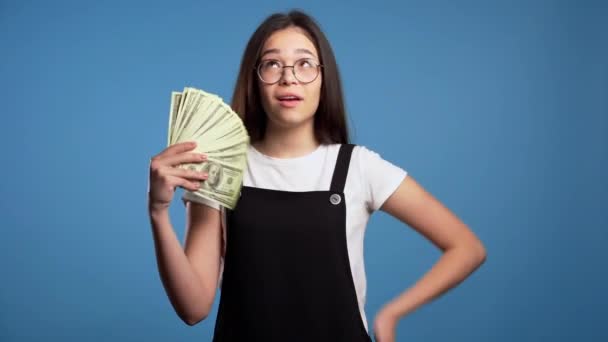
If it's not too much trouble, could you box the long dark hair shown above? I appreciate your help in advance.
[231,10,349,144]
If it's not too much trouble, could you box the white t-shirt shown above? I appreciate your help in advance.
[182,143,408,333]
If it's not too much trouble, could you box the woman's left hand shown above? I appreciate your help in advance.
[372,307,399,342]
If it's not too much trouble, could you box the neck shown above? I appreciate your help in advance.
[254,121,319,158]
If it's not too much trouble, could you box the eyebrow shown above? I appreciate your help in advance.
[260,48,316,58]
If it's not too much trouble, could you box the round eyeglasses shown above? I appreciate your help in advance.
[256,58,323,84]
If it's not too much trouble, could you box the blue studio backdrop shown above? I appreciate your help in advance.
[1,0,606,341]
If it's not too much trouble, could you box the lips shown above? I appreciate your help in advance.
[276,93,303,108]
[276,93,303,101]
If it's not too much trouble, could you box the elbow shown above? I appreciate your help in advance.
[182,310,210,326]
[473,240,487,265]
[180,300,213,326]
[181,287,216,326]
[447,234,487,265]
[184,315,206,327]
[452,236,487,266]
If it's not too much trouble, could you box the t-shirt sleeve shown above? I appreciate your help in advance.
[181,190,221,210]
[356,145,408,211]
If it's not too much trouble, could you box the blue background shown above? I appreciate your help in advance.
[1,0,606,341]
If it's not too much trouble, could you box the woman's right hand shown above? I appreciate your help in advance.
[147,141,209,213]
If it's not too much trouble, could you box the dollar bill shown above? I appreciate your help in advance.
[167,86,249,209]
[168,92,182,145]
[180,160,245,208]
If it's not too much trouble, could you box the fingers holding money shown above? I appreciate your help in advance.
[158,141,198,159]
[149,165,208,197]
[163,151,207,167]
[164,167,209,183]
[153,141,207,166]
[153,155,209,192]
[166,175,204,192]
[148,141,209,209]
[168,140,196,151]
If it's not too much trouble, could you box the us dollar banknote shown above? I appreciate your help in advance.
[168,87,249,209]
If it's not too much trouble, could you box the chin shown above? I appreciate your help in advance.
[268,111,315,129]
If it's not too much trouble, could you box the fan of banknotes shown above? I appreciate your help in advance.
[167,87,249,209]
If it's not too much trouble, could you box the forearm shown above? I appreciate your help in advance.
[382,243,486,318]
[149,208,211,325]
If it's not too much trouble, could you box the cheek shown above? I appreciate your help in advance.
[259,84,274,108]
[309,80,322,108]
[314,75,323,98]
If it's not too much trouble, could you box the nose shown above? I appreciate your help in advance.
[279,66,297,85]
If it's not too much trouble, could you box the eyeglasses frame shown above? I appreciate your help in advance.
[254,58,324,85]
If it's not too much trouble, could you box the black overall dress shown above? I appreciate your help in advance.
[212,144,372,342]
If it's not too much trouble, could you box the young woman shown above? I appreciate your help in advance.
[148,10,487,342]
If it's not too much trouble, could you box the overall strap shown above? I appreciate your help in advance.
[330,144,355,193]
